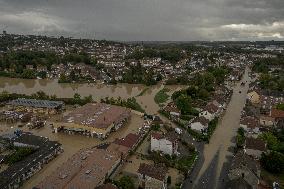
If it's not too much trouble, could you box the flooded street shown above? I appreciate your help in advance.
[0,113,145,189]
[184,67,251,189]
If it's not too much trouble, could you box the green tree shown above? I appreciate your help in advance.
[175,94,192,115]
[116,176,135,189]
[73,93,81,104]
[259,132,279,151]
[21,69,36,79]
[260,151,284,174]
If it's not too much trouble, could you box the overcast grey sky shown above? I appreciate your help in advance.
[0,0,283,41]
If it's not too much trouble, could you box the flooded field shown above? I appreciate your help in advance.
[0,77,183,114]
[0,77,144,99]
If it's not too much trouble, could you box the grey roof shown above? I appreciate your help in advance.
[227,178,253,189]
[230,151,260,176]
[8,98,64,109]
[0,133,61,189]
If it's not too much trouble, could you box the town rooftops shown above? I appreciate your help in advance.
[8,98,64,109]
[191,116,209,125]
[151,132,178,144]
[270,108,284,119]
[59,103,131,130]
[0,133,61,189]
[245,138,267,152]
[203,103,219,114]
[151,132,163,140]
[227,178,253,189]
[137,163,168,181]
[230,150,260,175]
[240,116,259,129]
[114,133,140,149]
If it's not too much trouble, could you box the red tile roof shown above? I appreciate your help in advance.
[114,133,140,149]
[151,132,163,140]
[245,137,267,152]
[137,163,167,181]
[271,108,284,118]
[204,103,219,114]
[240,116,259,129]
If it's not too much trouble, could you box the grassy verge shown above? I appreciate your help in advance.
[136,87,149,97]
[154,88,170,104]
[101,97,145,113]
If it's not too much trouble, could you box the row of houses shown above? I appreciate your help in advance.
[243,88,284,137]
[189,87,232,134]
[0,132,63,189]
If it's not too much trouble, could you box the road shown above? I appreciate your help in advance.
[183,67,251,189]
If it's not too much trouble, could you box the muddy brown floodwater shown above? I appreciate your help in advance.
[193,67,251,189]
[0,77,183,114]
[0,113,145,189]
[0,77,184,188]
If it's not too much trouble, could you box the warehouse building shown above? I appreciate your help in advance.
[7,98,64,115]
[35,145,123,189]
[53,103,131,139]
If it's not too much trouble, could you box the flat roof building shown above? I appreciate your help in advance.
[54,103,131,139]
[7,98,64,114]
[36,146,122,189]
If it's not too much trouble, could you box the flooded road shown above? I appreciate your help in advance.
[183,67,251,189]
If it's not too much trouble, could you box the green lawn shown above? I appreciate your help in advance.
[154,88,170,104]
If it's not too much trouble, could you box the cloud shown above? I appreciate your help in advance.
[0,10,69,34]
[221,22,284,40]
[0,0,284,40]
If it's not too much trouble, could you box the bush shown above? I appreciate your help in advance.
[5,147,36,165]
[115,176,135,189]
[154,88,170,104]
[167,176,172,184]
[260,151,284,174]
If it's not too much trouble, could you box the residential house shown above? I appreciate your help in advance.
[199,103,220,121]
[228,151,260,189]
[25,65,34,70]
[137,163,168,189]
[245,138,267,159]
[259,95,284,111]
[36,65,48,72]
[188,116,209,133]
[151,132,179,156]
[259,115,275,127]
[240,116,260,134]
[114,133,140,152]
[270,108,284,122]
[163,102,181,121]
